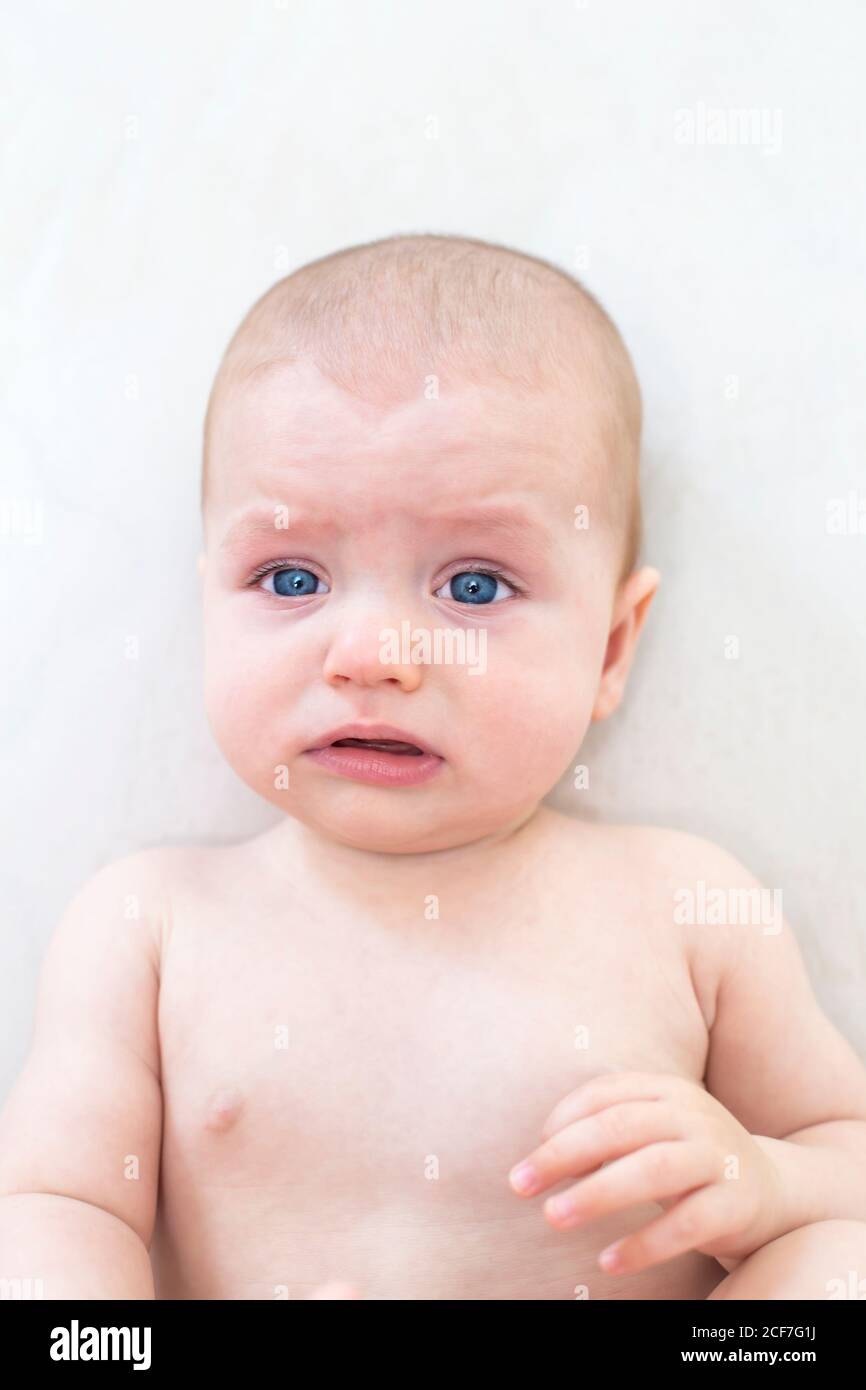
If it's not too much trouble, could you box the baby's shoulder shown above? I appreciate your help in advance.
[82,838,251,956]
[608,822,759,883]
[541,808,765,953]
[589,817,773,975]
[90,841,219,898]
[539,806,750,878]
[539,806,754,884]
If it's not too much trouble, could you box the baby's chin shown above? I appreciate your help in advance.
[275,786,538,857]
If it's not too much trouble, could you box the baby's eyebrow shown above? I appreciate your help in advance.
[426,503,551,551]
[218,501,551,555]
[218,510,332,553]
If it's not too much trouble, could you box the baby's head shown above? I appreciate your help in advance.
[199,233,658,854]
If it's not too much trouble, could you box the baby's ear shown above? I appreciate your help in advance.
[196,552,206,578]
[591,565,660,722]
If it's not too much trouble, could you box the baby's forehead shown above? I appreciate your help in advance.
[212,355,609,508]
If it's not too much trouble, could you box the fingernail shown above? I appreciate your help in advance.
[509,1162,538,1194]
[599,1244,622,1271]
[545,1194,574,1222]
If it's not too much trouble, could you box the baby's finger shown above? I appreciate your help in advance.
[510,1100,682,1197]
[542,1140,720,1230]
[541,1071,697,1141]
[597,1184,735,1275]
[306,1281,363,1299]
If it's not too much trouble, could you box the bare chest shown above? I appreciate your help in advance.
[151,871,719,1299]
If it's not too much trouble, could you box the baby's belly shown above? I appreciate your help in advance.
[151,1179,724,1301]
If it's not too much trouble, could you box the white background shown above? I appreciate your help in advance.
[2,0,864,1100]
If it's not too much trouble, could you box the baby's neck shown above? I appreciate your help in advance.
[260,802,549,906]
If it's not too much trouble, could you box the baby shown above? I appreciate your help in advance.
[3,233,866,1302]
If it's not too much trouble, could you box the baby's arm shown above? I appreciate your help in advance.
[0,852,163,1297]
[693,838,866,1245]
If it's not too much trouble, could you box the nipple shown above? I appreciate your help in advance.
[203,1087,244,1133]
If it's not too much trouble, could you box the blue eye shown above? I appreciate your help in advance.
[266,567,328,597]
[254,565,516,604]
[437,571,515,605]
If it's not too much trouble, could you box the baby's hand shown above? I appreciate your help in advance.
[508,1070,783,1275]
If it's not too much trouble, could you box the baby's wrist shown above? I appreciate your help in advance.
[749,1134,820,1248]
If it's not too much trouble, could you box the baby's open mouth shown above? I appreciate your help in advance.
[304,730,444,786]
[330,738,424,756]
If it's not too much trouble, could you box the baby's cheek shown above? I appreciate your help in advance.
[202,632,283,775]
[203,672,260,778]
[468,657,594,788]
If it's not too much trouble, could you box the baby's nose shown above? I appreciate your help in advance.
[322,608,424,692]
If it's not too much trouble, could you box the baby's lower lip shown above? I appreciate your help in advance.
[304,742,445,787]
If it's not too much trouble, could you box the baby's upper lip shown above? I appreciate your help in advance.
[306,722,441,757]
